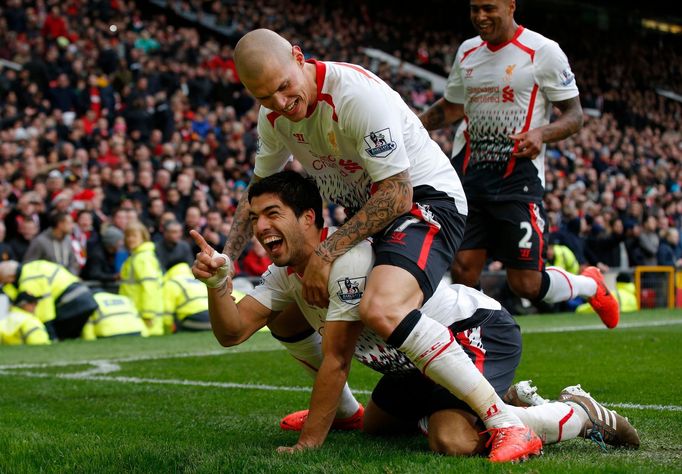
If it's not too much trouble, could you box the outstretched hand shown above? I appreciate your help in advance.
[190,230,234,288]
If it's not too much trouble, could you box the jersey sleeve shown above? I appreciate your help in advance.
[443,44,467,105]
[326,240,375,322]
[339,80,410,183]
[253,107,292,178]
[247,264,294,312]
[534,40,579,102]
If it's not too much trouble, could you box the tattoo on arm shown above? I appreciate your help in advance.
[316,170,412,262]
[222,184,255,261]
[544,96,583,142]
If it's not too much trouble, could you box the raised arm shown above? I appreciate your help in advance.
[419,97,465,131]
[191,229,273,346]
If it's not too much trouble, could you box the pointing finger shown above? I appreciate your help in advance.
[190,229,213,254]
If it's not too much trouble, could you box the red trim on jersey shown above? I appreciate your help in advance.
[547,267,574,299]
[511,37,536,62]
[528,202,545,271]
[421,328,455,375]
[503,83,539,178]
[455,330,485,373]
[333,62,379,83]
[462,116,471,174]
[486,25,525,52]
[410,205,440,270]
[461,42,486,62]
[267,111,281,127]
[557,407,575,442]
[306,60,338,121]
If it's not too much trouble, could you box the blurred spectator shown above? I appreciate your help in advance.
[155,220,194,271]
[8,218,39,262]
[81,225,123,284]
[0,222,16,262]
[658,228,682,268]
[240,237,271,277]
[23,210,79,274]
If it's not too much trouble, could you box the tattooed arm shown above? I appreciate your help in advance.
[317,170,412,261]
[419,97,465,131]
[301,171,413,307]
[222,175,262,262]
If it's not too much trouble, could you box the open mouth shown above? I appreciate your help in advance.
[282,99,299,115]
[262,235,284,253]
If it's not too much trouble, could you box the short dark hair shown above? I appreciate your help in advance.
[248,171,323,229]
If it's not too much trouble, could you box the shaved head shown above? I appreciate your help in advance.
[234,29,295,82]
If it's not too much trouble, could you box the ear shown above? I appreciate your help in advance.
[291,45,305,66]
[301,208,316,228]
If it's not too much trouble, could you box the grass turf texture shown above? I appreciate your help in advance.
[1,310,681,473]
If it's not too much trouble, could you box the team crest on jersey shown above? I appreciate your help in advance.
[336,276,366,305]
[364,128,397,158]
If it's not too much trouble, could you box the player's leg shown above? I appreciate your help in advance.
[428,409,486,456]
[498,201,618,327]
[451,201,489,286]
[271,304,362,430]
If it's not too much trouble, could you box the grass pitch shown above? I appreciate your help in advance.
[1,310,681,473]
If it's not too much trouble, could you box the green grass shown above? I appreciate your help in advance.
[1,310,681,473]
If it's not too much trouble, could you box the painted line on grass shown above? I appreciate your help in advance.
[0,368,374,395]
[0,347,283,370]
[4,368,681,412]
[523,318,682,334]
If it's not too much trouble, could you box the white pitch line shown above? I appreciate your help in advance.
[3,369,680,412]
[523,318,682,334]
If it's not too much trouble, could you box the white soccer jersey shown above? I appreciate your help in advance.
[444,26,579,201]
[255,60,467,215]
[249,228,502,375]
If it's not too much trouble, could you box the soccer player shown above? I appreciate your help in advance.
[217,28,540,461]
[419,0,619,327]
[192,172,638,459]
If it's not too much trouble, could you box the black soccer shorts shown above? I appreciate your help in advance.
[459,199,548,271]
[372,185,466,301]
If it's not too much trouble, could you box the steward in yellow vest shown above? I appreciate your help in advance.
[119,224,164,336]
[163,262,210,331]
[0,260,97,340]
[0,292,50,345]
[82,291,149,340]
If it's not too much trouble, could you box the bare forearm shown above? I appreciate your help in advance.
[541,97,583,143]
[315,171,412,263]
[419,97,464,131]
[297,355,351,448]
[222,179,258,261]
[207,281,249,346]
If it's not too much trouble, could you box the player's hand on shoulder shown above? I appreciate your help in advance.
[510,128,543,160]
[302,252,331,308]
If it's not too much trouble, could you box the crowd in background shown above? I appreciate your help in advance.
[0,0,680,292]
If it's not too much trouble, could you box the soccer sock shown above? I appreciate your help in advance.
[388,310,523,429]
[507,402,585,444]
[541,267,598,303]
[275,331,360,418]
